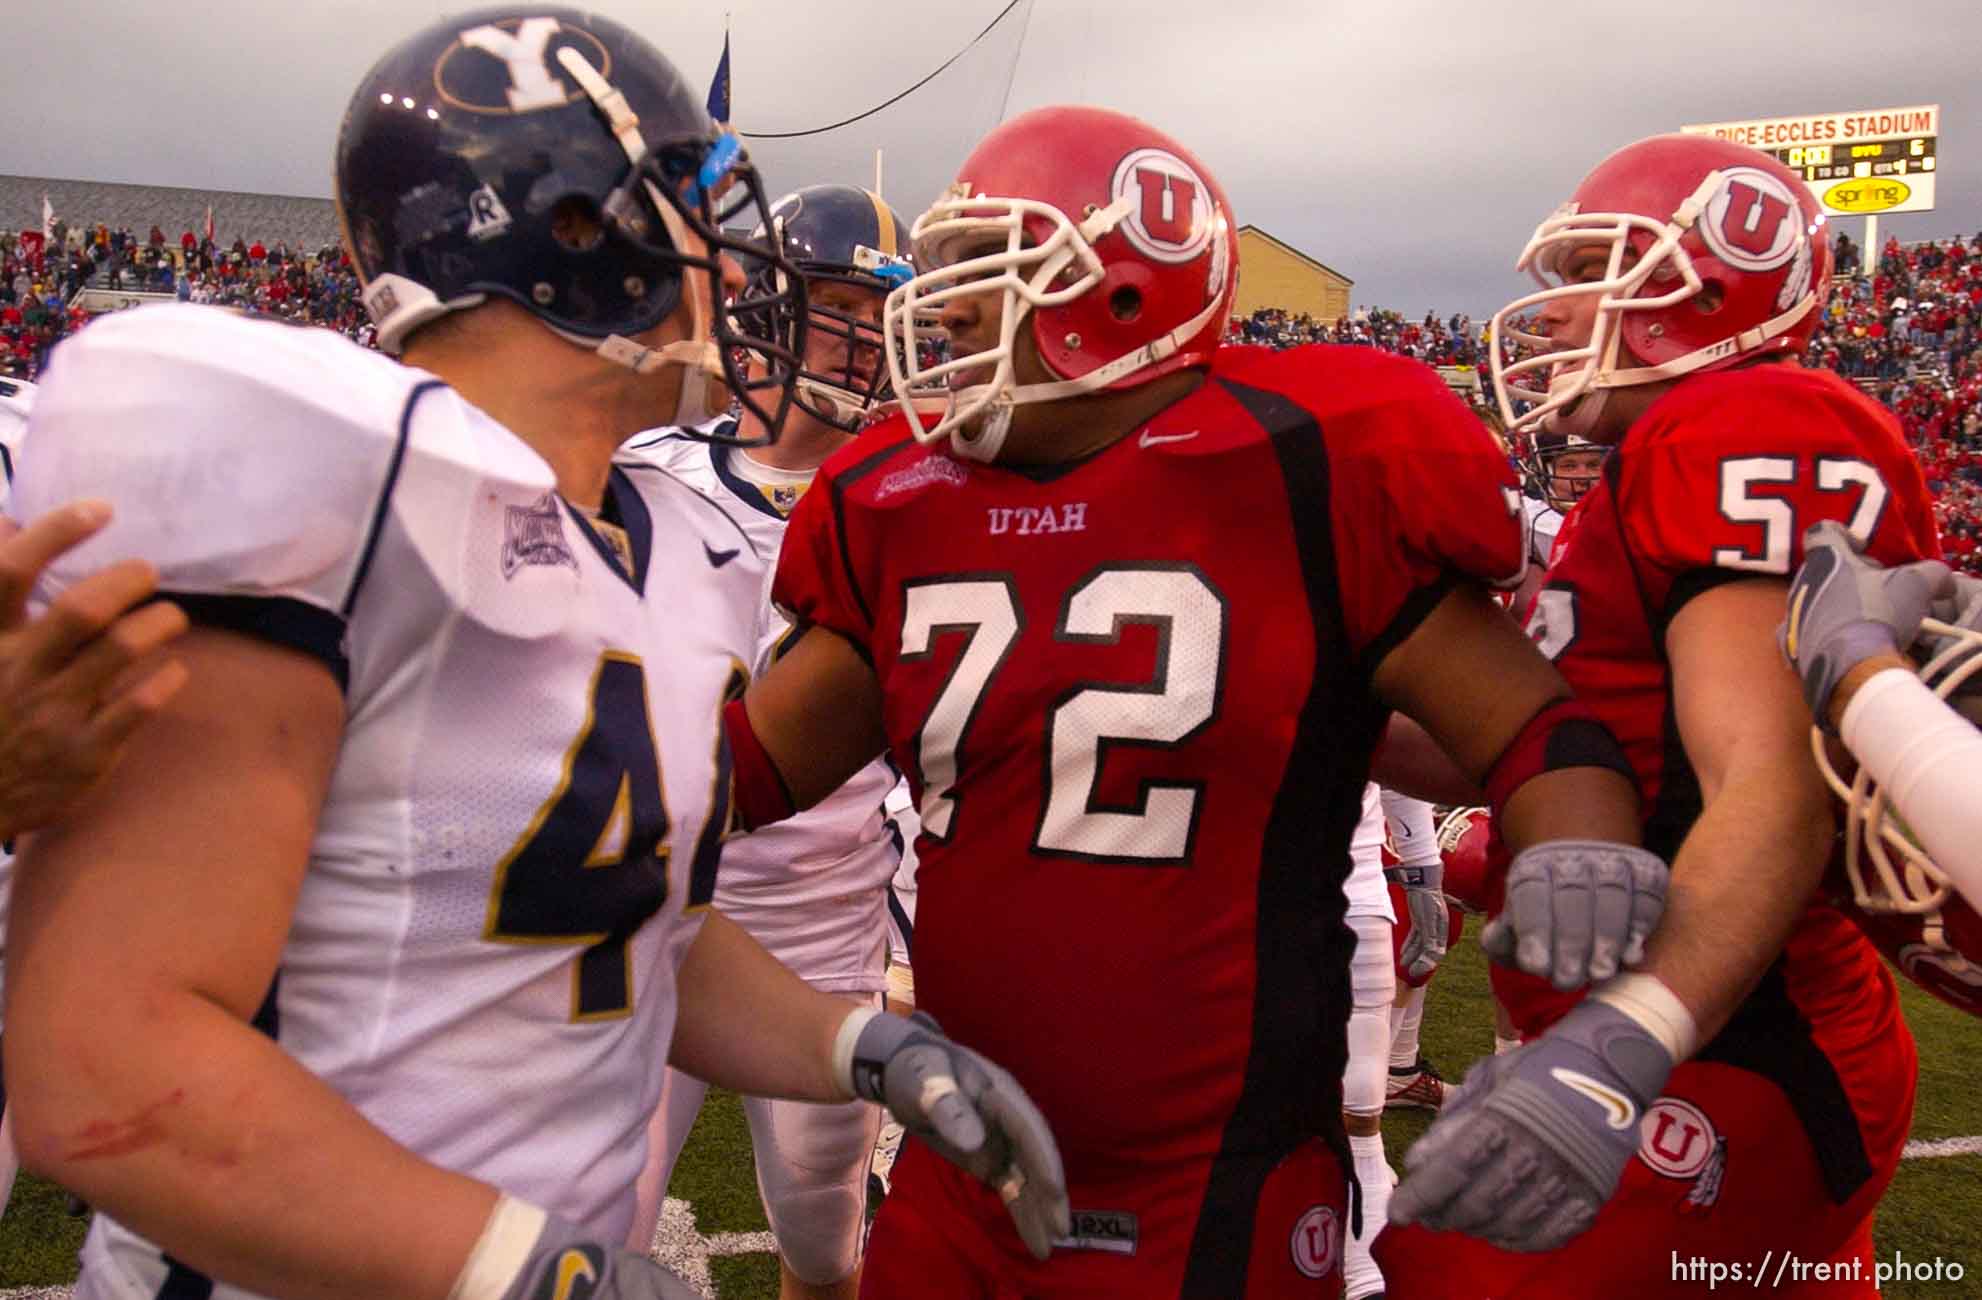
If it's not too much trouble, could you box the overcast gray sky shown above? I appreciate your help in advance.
[6,1,1975,314]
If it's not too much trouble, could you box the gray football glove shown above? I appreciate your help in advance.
[1390,997,1674,1252]
[849,1010,1070,1259]
[1384,859,1449,980]
[1780,519,1953,729]
[495,1209,701,1300]
[1479,841,1666,991]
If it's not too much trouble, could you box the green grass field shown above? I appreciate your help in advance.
[3,939,1976,1295]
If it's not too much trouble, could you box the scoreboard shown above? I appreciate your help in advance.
[1776,136,1935,185]
[1681,105,1939,217]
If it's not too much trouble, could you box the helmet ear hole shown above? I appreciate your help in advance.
[1692,281,1726,314]
[549,196,607,252]
[1109,286,1142,322]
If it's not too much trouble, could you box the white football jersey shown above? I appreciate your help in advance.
[1525,494,1563,568]
[0,377,23,1005]
[622,424,901,992]
[17,305,762,1294]
[1344,782,1395,921]
[883,783,919,970]
[0,376,30,517]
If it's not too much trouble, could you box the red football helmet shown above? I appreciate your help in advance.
[1836,885,1982,1018]
[882,105,1238,459]
[1817,615,1982,1017]
[1435,806,1495,916]
[1491,133,1832,438]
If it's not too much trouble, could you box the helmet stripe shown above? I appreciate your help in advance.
[866,189,898,256]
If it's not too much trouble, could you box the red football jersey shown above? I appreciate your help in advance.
[1503,362,1936,1204]
[776,344,1522,1192]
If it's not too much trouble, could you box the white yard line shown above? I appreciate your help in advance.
[1902,1134,1982,1160]
[644,1195,777,1297]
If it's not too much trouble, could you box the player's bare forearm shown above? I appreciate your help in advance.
[669,910,856,1102]
[1637,765,1833,1042]
[5,975,493,1300]
[3,627,491,1299]
[1651,578,1837,1042]
[743,624,888,810]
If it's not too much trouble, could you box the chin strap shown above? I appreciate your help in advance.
[1595,289,1819,389]
[795,378,868,427]
[943,269,1228,462]
[1006,289,1228,405]
[951,398,1014,463]
[557,44,728,422]
[363,274,485,355]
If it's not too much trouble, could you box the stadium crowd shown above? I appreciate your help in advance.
[1223,231,1982,573]
[1809,233,1982,571]
[5,218,1981,571]
[1229,304,1486,366]
[0,222,367,377]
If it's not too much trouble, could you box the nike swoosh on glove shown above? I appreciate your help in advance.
[1480,841,1668,990]
[846,1009,1070,1259]
[1389,998,1674,1252]
[489,1201,701,1300]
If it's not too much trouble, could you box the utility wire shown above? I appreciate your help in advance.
[736,0,1027,140]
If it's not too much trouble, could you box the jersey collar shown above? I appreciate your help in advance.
[564,465,654,594]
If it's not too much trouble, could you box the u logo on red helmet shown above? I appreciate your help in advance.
[1110,148,1214,264]
[1699,166,1801,272]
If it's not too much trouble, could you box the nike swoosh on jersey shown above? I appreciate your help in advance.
[703,542,741,568]
[1138,429,1200,448]
[1550,1066,1637,1130]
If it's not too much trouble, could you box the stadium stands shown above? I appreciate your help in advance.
[2,203,1977,571]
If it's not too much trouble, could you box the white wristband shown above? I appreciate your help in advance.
[830,1004,883,1102]
[1837,666,1921,744]
[448,1193,548,1300]
[1594,972,1699,1063]
[1839,667,1982,905]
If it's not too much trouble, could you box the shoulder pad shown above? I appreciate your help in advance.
[18,305,429,612]
[616,426,706,476]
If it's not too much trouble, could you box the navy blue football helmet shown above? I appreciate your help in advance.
[335,6,804,441]
[746,185,914,431]
[1523,429,1608,513]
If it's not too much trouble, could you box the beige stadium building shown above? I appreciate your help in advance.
[1232,225,1352,324]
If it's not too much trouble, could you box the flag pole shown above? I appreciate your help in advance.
[706,16,733,127]
[875,149,884,200]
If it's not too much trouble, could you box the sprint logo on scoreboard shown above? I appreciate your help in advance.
[1681,105,1939,217]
